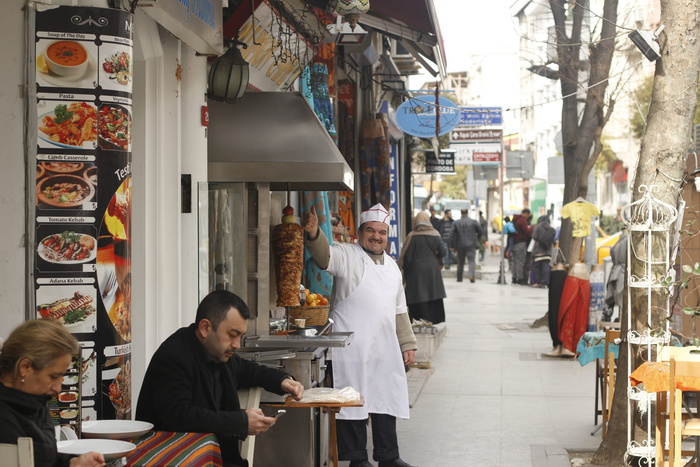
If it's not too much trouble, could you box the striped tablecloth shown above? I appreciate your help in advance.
[125,431,223,467]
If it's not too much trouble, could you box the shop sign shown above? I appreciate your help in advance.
[338,80,355,115]
[34,5,133,425]
[452,143,501,165]
[395,95,461,138]
[459,107,503,126]
[237,0,314,91]
[388,143,400,259]
[472,152,501,163]
[426,151,456,173]
[201,106,209,126]
[139,0,224,55]
[450,128,502,143]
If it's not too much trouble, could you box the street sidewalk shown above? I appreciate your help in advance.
[340,250,602,467]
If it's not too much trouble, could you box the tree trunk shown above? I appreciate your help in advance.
[592,0,700,463]
[549,0,618,265]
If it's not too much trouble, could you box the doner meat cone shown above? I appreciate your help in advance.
[272,206,304,306]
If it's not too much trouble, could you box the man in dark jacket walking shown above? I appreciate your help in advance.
[449,209,482,283]
[438,210,455,269]
[511,209,533,285]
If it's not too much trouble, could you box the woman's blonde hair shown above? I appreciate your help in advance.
[0,319,79,377]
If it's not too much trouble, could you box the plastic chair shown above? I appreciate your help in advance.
[0,437,34,467]
[669,357,700,466]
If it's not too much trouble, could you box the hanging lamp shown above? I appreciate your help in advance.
[207,35,250,104]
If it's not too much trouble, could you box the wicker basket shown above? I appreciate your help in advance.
[288,305,330,326]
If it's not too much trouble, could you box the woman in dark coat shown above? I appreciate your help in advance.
[0,319,105,467]
[398,211,447,324]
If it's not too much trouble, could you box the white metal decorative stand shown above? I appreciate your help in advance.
[622,185,678,465]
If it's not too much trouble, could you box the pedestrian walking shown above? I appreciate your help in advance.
[437,210,454,269]
[530,214,556,287]
[511,209,533,285]
[428,205,441,230]
[478,211,489,262]
[449,209,482,283]
[398,211,447,324]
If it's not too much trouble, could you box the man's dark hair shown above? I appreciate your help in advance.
[460,209,468,216]
[195,290,250,330]
[522,208,531,215]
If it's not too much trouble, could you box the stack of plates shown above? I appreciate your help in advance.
[57,420,153,460]
[81,420,153,440]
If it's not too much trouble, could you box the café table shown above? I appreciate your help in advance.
[122,431,223,467]
[264,396,364,467]
[630,361,700,466]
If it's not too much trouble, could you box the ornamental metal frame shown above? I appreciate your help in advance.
[623,185,678,465]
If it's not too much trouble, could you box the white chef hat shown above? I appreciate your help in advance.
[360,203,390,226]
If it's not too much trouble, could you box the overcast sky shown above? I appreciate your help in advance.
[434,0,520,71]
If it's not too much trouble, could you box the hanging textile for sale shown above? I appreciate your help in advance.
[359,118,390,211]
[558,263,590,353]
[548,266,568,348]
[338,191,355,237]
[588,264,605,331]
[299,61,337,298]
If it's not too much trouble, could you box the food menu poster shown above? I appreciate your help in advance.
[34,5,133,427]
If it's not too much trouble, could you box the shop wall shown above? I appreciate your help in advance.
[131,11,208,400]
[0,0,32,332]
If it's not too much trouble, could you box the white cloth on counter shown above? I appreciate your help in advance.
[297,386,361,404]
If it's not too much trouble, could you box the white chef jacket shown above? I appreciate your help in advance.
[327,242,410,420]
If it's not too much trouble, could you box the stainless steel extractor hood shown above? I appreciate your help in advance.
[207,92,354,191]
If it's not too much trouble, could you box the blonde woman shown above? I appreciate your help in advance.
[0,319,105,467]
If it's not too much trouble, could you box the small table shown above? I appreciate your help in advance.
[265,396,364,467]
[124,431,222,466]
[630,362,700,467]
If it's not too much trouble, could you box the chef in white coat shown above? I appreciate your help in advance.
[304,203,417,467]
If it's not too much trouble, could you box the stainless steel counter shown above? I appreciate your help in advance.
[243,331,353,349]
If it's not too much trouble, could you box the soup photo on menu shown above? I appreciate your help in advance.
[35,39,98,89]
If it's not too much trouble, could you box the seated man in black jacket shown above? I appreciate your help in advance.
[136,290,304,467]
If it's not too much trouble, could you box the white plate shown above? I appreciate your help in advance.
[37,233,96,264]
[57,439,136,460]
[37,58,96,88]
[81,420,153,440]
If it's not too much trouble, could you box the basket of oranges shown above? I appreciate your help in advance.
[289,290,329,326]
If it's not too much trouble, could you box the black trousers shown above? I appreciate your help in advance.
[548,269,568,347]
[337,414,399,462]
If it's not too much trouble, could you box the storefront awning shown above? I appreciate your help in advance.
[361,0,447,77]
[207,92,354,191]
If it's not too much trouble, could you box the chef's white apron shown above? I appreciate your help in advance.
[332,245,410,420]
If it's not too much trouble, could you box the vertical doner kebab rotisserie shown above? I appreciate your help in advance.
[272,206,304,306]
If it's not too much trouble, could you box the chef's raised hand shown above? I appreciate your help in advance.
[246,408,276,435]
[303,206,320,239]
[281,377,304,401]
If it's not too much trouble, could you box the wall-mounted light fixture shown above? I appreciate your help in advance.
[628,25,664,62]
[326,14,368,44]
[381,78,406,92]
[207,35,249,103]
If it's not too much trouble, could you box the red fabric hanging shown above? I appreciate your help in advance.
[558,264,590,353]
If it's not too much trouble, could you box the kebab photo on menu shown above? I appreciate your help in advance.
[272,205,304,306]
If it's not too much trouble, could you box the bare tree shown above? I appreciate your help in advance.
[592,0,700,464]
[549,0,619,263]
